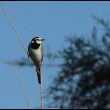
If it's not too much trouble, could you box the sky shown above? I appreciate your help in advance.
[0,1,110,109]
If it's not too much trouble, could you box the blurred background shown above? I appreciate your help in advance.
[0,1,110,109]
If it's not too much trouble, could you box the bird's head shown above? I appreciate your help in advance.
[31,37,45,44]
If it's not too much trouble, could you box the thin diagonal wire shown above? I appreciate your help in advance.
[12,66,31,109]
[1,3,44,109]
[1,5,27,55]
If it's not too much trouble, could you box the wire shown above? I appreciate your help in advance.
[0,5,28,55]
[0,3,44,109]
[12,66,31,109]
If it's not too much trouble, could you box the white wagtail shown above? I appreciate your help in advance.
[28,37,45,84]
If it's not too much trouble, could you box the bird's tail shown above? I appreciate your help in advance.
[36,67,41,84]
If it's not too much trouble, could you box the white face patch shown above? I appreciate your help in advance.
[31,40,34,43]
[34,37,42,44]
[31,37,44,44]
[36,40,42,44]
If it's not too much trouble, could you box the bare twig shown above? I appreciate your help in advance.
[40,70,43,109]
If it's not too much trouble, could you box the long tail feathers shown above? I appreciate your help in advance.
[36,68,41,84]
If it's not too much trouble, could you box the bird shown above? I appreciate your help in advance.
[28,37,45,84]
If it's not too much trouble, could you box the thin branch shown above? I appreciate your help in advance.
[5,59,64,68]
[39,69,43,109]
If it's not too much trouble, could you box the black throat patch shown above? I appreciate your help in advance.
[31,41,40,49]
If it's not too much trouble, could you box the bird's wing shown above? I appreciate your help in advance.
[41,44,44,62]
[28,43,31,58]
[28,53,30,58]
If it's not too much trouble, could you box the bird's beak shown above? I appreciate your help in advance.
[42,38,45,41]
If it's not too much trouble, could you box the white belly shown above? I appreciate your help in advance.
[29,47,42,64]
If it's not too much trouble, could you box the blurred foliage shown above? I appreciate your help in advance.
[6,51,61,67]
[46,16,110,109]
